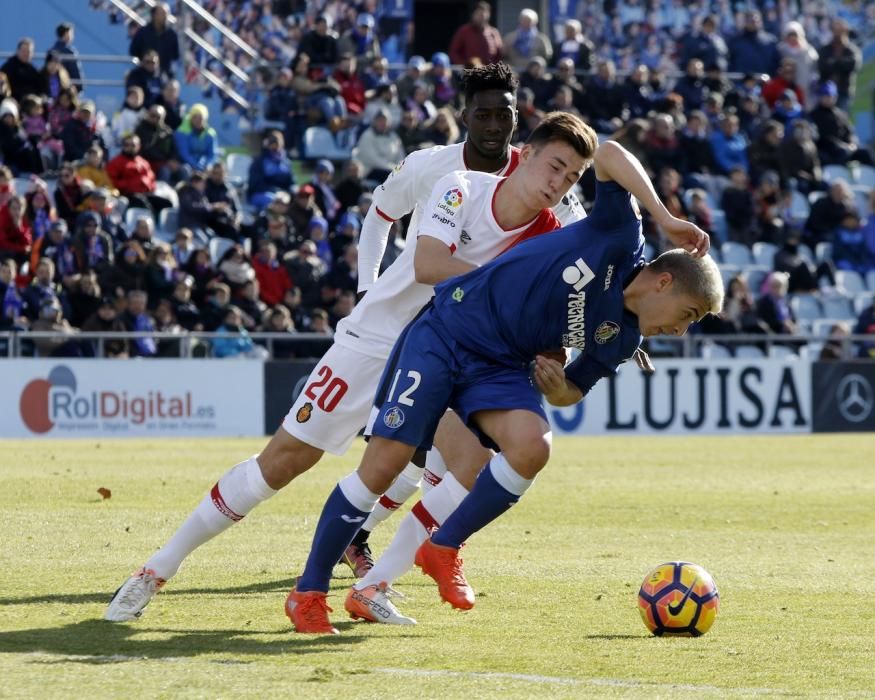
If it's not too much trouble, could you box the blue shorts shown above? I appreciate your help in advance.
[369,309,547,451]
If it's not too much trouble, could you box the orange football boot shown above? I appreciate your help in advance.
[414,539,475,610]
[285,586,339,634]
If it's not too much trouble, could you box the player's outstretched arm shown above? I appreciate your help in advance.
[534,355,583,407]
[414,236,476,285]
[593,141,710,257]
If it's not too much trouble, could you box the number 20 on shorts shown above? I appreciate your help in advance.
[304,366,349,412]
[386,370,421,406]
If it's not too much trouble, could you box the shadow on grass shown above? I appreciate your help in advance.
[0,577,301,607]
[582,634,645,640]
[0,619,409,660]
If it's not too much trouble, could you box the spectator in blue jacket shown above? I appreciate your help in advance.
[833,210,875,277]
[247,130,294,210]
[174,103,217,173]
[212,305,267,358]
[709,113,749,175]
[729,10,781,76]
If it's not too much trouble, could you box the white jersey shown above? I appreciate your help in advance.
[337,145,585,359]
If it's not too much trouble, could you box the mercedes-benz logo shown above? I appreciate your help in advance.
[836,374,874,423]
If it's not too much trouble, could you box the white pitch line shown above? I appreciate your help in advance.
[374,668,789,696]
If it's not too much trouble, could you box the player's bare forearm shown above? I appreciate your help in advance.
[414,235,476,285]
[593,141,709,256]
[544,380,583,407]
[593,141,668,220]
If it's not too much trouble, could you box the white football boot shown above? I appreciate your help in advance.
[344,582,417,625]
[104,567,166,621]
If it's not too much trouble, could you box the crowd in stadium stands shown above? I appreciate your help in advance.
[1,0,875,360]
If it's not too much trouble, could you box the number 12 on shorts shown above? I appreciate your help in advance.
[386,370,421,406]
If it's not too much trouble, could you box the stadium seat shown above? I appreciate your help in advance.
[643,241,656,260]
[815,242,833,265]
[811,318,845,337]
[768,344,798,360]
[751,242,777,268]
[835,270,866,296]
[789,293,822,321]
[711,209,728,244]
[721,241,754,267]
[154,181,179,209]
[854,164,875,188]
[822,164,851,184]
[856,113,873,146]
[158,208,180,236]
[734,344,765,359]
[820,295,855,320]
[13,177,33,194]
[304,127,353,160]
[742,265,770,295]
[718,264,741,289]
[797,243,815,266]
[124,207,154,231]
[852,188,870,216]
[854,292,874,316]
[226,153,253,187]
[867,270,875,292]
[789,190,810,219]
[209,236,236,265]
[700,342,733,359]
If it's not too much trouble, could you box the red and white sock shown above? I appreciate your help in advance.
[360,462,421,534]
[421,449,447,495]
[145,456,276,580]
[356,472,469,590]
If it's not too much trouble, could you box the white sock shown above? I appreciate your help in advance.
[421,448,447,494]
[356,472,469,590]
[339,471,380,512]
[490,453,535,496]
[360,462,422,533]
[145,456,276,580]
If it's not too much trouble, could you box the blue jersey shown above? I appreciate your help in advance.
[431,178,645,395]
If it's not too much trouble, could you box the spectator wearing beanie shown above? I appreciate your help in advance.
[503,9,552,70]
[174,103,217,172]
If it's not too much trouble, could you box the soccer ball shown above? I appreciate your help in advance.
[637,562,719,637]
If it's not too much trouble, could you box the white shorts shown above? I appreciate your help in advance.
[282,344,387,455]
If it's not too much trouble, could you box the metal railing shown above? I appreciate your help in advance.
[644,332,874,359]
[104,0,255,110]
[0,51,136,89]
[2,330,872,361]
[0,330,333,359]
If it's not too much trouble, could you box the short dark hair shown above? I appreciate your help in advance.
[526,111,598,162]
[462,61,518,105]
[56,23,73,39]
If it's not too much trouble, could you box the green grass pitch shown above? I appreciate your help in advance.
[1,434,874,698]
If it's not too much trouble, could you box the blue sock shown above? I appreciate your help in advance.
[297,485,370,592]
[431,462,519,549]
